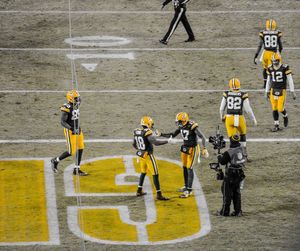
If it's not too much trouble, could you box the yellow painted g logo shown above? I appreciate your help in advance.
[64,155,211,245]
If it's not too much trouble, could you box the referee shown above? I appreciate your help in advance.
[160,0,195,45]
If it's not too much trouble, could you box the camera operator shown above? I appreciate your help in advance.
[217,134,246,217]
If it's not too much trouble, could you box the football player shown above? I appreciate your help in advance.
[220,78,257,158]
[161,112,209,198]
[265,52,296,132]
[254,19,283,88]
[133,116,169,200]
[51,90,88,176]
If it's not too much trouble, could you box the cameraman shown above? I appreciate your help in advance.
[217,134,246,217]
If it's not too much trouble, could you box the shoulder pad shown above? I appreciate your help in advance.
[259,31,263,37]
[242,92,249,99]
[144,129,153,137]
[223,92,228,98]
[191,122,198,130]
[60,103,70,113]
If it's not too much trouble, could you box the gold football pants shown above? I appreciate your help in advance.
[139,153,158,175]
[270,89,286,112]
[225,115,247,137]
[261,50,275,69]
[64,128,84,155]
[181,145,200,169]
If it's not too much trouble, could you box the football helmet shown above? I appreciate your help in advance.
[229,78,241,91]
[266,19,277,31]
[140,116,154,129]
[176,112,189,127]
[271,52,282,68]
[66,90,81,105]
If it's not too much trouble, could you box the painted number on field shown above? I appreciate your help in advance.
[64,36,134,71]
[0,159,59,246]
[64,155,211,245]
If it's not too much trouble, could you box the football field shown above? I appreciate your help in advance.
[0,0,300,250]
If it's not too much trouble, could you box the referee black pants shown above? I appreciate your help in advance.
[162,6,195,42]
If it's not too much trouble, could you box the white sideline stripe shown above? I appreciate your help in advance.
[0,10,300,14]
[0,89,299,94]
[1,138,300,144]
[1,47,300,52]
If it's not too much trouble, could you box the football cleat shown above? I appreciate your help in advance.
[73,168,88,176]
[231,211,243,217]
[159,39,168,45]
[179,190,193,198]
[136,190,147,196]
[156,192,169,200]
[271,125,280,132]
[178,186,187,192]
[184,37,195,42]
[283,116,288,127]
[50,158,58,173]
[229,78,241,91]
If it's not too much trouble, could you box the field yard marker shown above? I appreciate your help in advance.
[81,63,98,71]
[0,138,299,143]
[0,10,300,14]
[0,89,299,93]
[1,47,300,52]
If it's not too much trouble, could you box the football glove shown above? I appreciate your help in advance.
[254,53,258,65]
[201,148,209,158]
[161,4,165,10]
[72,128,81,135]
[253,118,258,126]
[291,91,297,100]
[168,136,176,144]
[265,92,270,101]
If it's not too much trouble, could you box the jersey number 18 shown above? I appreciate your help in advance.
[134,136,146,150]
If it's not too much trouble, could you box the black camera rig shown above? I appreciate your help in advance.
[208,125,226,154]
[208,126,226,180]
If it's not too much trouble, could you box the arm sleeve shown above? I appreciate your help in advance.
[161,128,180,138]
[162,0,172,6]
[243,98,256,122]
[132,139,137,149]
[278,36,283,53]
[61,112,72,129]
[287,74,295,92]
[255,39,263,57]
[148,135,168,146]
[266,74,271,92]
[219,97,227,119]
[194,128,207,147]
[218,151,230,165]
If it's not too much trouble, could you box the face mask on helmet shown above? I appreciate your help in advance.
[176,120,184,128]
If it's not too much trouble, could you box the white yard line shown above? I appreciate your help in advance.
[0,89,299,93]
[0,10,300,14]
[0,47,300,52]
[0,138,300,144]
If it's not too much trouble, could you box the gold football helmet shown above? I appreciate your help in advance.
[140,116,154,129]
[266,19,277,31]
[66,90,80,104]
[229,78,241,91]
[176,112,189,127]
[271,52,282,67]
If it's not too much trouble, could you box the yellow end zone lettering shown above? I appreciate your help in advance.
[65,155,211,245]
[0,158,59,246]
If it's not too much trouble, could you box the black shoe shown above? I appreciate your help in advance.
[231,211,243,217]
[156,192,169,200]
[136,190,147,196]
[159,39,168,45]
[51,158,58,173]
[271,125,280,132]
[216,210,229,216]
[283,116,288,127]
[73,168,88,176]
[184,37,195,42]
